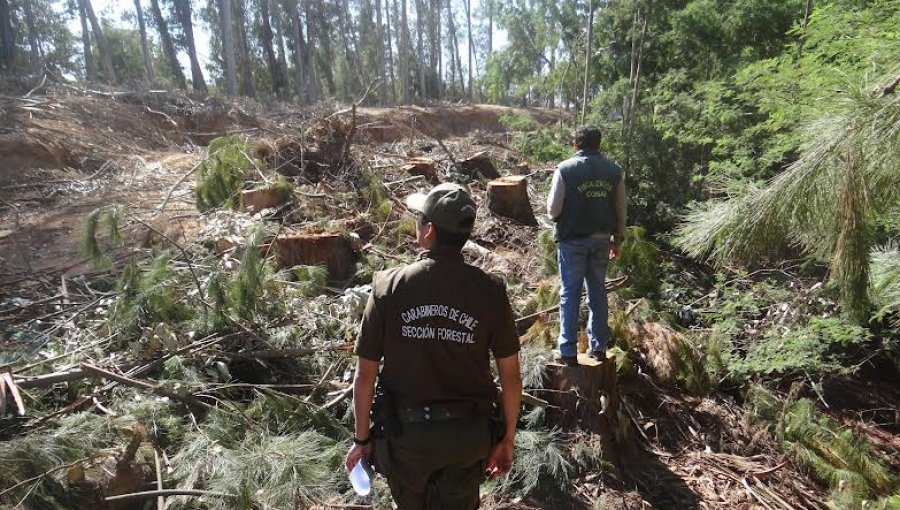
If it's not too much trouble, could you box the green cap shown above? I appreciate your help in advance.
[406,183,477,234]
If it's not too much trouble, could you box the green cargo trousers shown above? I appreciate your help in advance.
[374,416,492,510]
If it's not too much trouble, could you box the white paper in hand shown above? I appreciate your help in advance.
[350,459,372,496]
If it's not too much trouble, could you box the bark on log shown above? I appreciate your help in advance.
[458,151,500,179]
[272,232,358,280]
[401,157,440,184]
[486,176,536,225]
[544,354,629,463]
[239,184,290,213]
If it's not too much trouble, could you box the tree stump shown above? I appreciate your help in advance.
[272,232,357,280]
[544,354,629,463]
[458,151,500,179]
[486,176,537,225]
[240,184,290,213]
[401,157,440,184]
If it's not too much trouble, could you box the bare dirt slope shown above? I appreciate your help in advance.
[0,92,566,284]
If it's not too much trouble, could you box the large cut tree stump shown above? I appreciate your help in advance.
[486,176,537,225]
[240,184,291,213]
[272,232,357,280]
[459,151,500,179]
[545,355,629,463]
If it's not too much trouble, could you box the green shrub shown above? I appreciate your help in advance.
[499,111,537,131]
[610,225,662,298]
[109,253,192,337]
[748,387,898,500]
[196,135,257,212]
[292,265,328,297]
[511,127,572,163]
[730,317,871,378]
[537,229,558,275]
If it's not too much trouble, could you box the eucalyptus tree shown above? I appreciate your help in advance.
[149,0,187,88]
[0,0,11,72]
[133,0,155,82]
[172,0,207,93]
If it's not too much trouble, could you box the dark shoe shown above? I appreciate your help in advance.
[556,355,579,367]
[588,350,607,362]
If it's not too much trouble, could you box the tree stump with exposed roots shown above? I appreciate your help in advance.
[271,232,358,280]
[486,176,537,225]
[401,157,440,184]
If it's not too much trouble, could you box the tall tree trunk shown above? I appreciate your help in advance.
[625,0,651,170]
[486,0,492,57]
[133,0,155,82]
[149,0,186,88]
[386,0,397,102]
[173,0,207,94]
[465,0,472,100]
[234,0,256,97]
[303,0,317,102]
[581,0,594,124]
[313,0,334,96]
[445,0,463,94]
[375,0,386,103]
[219,0,238,96]
[260,0,286,99]
[334,0,358,97]
[273,1,289,91]
[415,0,425,101]
[283,0,306,103]
[0,0,14,73]
[23,0,40,71]
[796,0,814,59]
[435,0,441,100]
[77,0,96,82]
[83,0,117,84]
[400,0,408,104]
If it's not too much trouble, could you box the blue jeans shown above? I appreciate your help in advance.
[557,236,610,357]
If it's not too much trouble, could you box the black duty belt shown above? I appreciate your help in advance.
[396,401,489,424]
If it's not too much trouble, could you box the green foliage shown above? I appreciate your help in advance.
[674,73,900,322]
[489,429,573,502]
[610,226,662,298]
[499,111,537,131]
[731,317,871,378]
[230,232,277,321]
[196,136,257,212]
[749,387,898,500]
[291,265,329,297]
[511,127,572,163]
[871,243,900,325]
[79,205,127,267]
[537,229,558,275]
[108,252,192,337]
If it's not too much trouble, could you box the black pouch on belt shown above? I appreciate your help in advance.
[371,379,402,439]
[488,400,506,444]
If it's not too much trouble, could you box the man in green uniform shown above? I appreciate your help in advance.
[345,183,523,510]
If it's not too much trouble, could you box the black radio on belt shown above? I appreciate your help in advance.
[371,378,402,439]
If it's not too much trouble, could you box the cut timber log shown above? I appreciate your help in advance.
[401,157,440,184]
[544,354,629,462]
[272,232,358,280]
[240,184,290,213]
[486,176,537,225]
[458,151,500,179]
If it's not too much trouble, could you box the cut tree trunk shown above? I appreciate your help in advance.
[458,151,499,179]
[544,355,629,463]
[401,157,439,183]
[272,232,358,280]
[240,185,291,213]
[486,176,536,225]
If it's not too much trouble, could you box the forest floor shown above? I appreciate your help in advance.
[0,87,897,510]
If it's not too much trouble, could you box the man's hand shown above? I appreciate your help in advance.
[485,438,515,478]
[345,442,372,472]
[610,241,620,261]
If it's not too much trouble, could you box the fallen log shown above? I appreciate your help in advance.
[458,151,500,179]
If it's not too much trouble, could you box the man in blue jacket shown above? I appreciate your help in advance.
[547,125,627,366]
